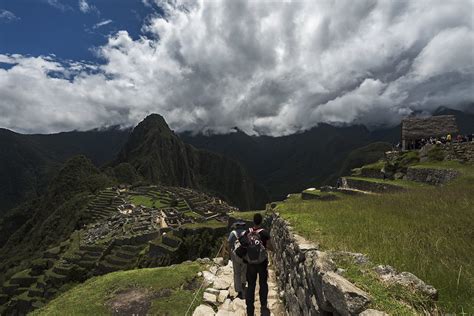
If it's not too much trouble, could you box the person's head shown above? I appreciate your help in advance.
[253,213,263,226]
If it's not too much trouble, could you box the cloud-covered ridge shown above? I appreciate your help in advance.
[1,0,473,135]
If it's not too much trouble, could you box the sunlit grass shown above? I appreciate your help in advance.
[276,163,474,314]
[33,262,203,315]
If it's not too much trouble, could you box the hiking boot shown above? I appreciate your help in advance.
[261,306,271,316]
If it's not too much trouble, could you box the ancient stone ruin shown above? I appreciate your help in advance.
[401,115,458,150]
[0,185,236,314]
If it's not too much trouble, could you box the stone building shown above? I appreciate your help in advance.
[401,115,459,150]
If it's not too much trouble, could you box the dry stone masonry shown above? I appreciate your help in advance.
[270,213,373,315]
[405,167,460,185]
[270,213,438,315]
[440,142,474,163]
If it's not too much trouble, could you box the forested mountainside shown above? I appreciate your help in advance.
[114,114,268,210]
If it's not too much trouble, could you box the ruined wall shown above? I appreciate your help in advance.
[406,167,460,185]
[270,213,373,316]
[440,142,474,162]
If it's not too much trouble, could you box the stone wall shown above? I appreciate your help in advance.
[440,142,474,162]
[342,178,405,193]
[270,213,373,316]
[406,167,460,185]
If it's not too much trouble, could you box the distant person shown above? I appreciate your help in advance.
[238,213,272,316]
[228,221,247,299]
[447,134,452,143]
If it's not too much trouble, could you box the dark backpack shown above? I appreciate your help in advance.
[239,228,268,264]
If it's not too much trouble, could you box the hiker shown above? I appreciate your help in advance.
[240,213,272,316]
[447,133,452,143]
[228,221,247,299]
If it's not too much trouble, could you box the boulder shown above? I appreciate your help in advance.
[322,272,371,315]
[193,304,215,316]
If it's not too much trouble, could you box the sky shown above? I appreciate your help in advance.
[0,0,473,135]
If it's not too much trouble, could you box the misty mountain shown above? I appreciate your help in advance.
[182,108,474,200]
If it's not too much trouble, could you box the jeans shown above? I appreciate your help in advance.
[246,259,268,316]
[231,252,247,293]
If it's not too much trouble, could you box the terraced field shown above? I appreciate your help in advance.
[0,185,235,314]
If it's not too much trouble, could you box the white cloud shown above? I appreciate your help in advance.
[93,19,113,29]
[79,0,90,13]
[1,0,473,135]
[44,0,71,11]
[0,9,19,22]
[78,0,98,14]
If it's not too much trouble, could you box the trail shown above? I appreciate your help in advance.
[192,257,286,316]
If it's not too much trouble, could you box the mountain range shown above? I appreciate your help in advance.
[1,107,473,216]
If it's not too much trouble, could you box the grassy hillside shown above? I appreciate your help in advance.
[275,161,474,314]
[33,262,203,316]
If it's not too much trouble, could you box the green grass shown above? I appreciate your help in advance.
[182,219,226,229]
[361,161,385,170]
[130,195,167,209]
[32,262,203,316]
[346,176,426,188]
[276,164,474,314]
[184,211,203,219]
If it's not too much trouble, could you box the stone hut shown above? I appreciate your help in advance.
[401,115,459,150]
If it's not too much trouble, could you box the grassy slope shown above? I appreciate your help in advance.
[33,262,203,316]
[130,195,167,209]
[276,162,474,314]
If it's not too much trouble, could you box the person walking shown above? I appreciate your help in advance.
[242,213,272,316]
[228,221,247,299]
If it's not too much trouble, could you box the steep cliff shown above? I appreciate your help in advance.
[115,114,268,209]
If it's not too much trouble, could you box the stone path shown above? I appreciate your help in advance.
[192,258,286,316]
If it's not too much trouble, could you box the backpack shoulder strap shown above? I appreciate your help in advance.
[255,228,264,234]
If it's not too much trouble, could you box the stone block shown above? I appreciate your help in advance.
[203,292,217,304]
[193,304,215,316]
[322,272,370,316]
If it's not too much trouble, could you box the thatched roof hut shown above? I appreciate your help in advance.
[401,115,459,141]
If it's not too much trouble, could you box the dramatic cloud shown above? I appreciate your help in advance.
[1,0,473,135]
[0,9,19,22]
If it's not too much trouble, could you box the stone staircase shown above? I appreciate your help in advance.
[193,258,286,316]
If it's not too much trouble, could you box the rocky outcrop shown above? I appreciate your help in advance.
[406,167,459,185]
[270,213,373,315]
[374,265,438,299]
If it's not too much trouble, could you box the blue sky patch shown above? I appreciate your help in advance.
[0,0,161,62]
